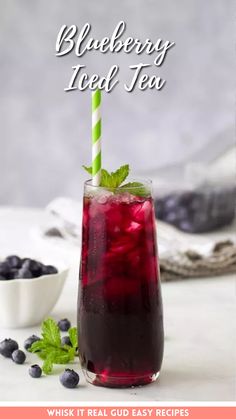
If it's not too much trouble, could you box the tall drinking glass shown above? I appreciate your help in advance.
[78,180,164,388]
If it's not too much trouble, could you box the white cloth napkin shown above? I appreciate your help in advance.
[42,197,83,245]
[37,197,215,258]
[33,197,236,280]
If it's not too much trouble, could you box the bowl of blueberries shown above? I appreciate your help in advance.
[0,255,69,328]
[154,184,236,233]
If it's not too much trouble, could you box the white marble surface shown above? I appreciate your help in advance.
[0,207,235,402]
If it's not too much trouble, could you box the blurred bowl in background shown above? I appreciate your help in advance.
[153,156,236,233]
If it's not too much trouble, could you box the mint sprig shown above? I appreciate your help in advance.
[120,182,149,197]
[83,164,149,197]
[83,164,129,189]
[29,318,78,374]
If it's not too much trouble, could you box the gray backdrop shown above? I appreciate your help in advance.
[0,0,234,206]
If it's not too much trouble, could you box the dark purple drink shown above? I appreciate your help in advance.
[78,181,164,387]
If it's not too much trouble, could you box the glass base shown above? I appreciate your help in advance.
[82,369,160,388]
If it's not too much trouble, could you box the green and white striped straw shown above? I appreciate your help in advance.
[92,89,102,186]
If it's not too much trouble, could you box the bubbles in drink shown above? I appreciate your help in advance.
[96,190,114,204]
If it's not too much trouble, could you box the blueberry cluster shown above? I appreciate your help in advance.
[155,187,236,233]
[0,338,26,364]
[0,321,80,388]
[0,335,43,376]
[0,255,58,280]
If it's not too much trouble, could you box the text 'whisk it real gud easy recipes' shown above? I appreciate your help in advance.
[46,408,190,417]
[55,21,175,92]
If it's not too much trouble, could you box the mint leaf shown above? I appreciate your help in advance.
[48,348,72,364]
[35,347,56,361]
[120,182,149,197]
[67,346,76,361]
[68,327,78,350]
[42,356,53,374]
[42,349,73,374]
[82,164,129,189]
[29,340,48,353]
[110,165,129,188]
[100,169,114,188]
[83,166,116,188]
[82,165,92,175]
[41,318,61,347]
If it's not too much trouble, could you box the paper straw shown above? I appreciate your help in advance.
[92,89,101,186]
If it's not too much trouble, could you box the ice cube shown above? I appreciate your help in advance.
[117,192,134,204]
[132,200,152,223]
[126,221,142,233]
[95,190,114,204]
[97,195,109,204]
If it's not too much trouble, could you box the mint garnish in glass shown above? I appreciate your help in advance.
[83,164,149,197]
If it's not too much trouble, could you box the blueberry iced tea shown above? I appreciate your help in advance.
[78,182,164,387]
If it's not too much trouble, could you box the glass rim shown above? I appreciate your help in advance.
[84,178,153,190]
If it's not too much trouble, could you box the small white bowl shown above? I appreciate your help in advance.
[0,258,68,328]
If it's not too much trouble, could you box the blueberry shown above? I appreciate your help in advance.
[12,349,26,364]
[8,268,18,279]
[0,338,19,358]
[178,220,195,233]
[22,259,42,277]
[31,264,43,278]
[29,364,42,378]
[195,211,208,223]
[57,318,71,332]
[15,268,33,279]
[0,262,10,277]
[24,335,41,351]
[164,194,180,211]
[189,194,203,211]
[59,369,79,388]
[176,206,189,221]
[61,336,72,347]
[41,265,58,276]
[179,192,196,207]
[164,211,178,224]
[154,198,165,219]
[6,255,22,269]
